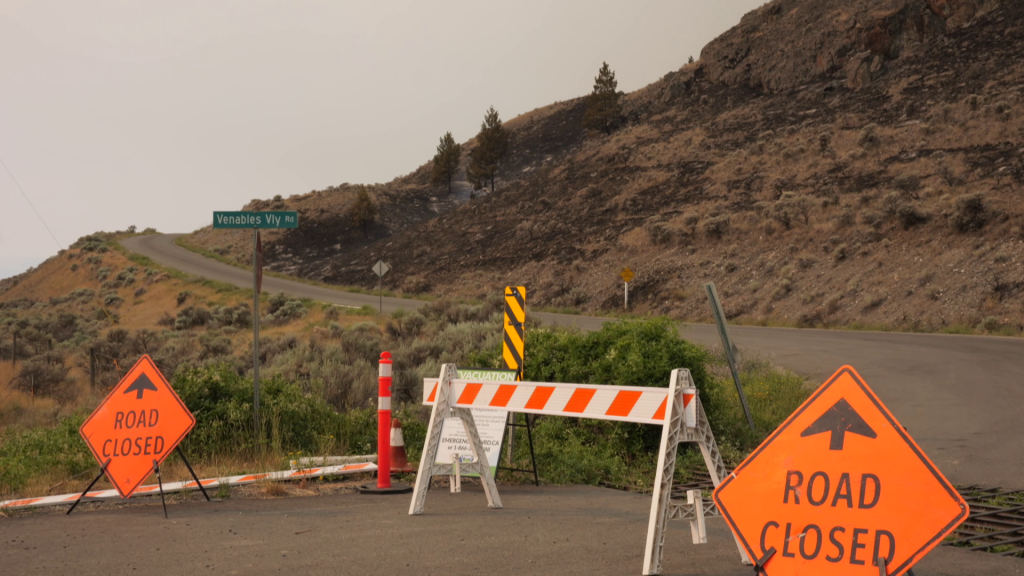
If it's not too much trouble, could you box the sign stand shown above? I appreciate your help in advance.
[878,558,916,576]
[66,447,209,516]
[153,459,168,519]
[498,286,538,484]
[409,364,502,515]
[66,459,110,516]
[496,413,539,486]
[176,447,211,501]
[752,548,775,575]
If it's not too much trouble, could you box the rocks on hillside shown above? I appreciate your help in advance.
[699,0,1001,92]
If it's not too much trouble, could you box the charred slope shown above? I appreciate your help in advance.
[191,0,1024,332]
[333,0,1024,332]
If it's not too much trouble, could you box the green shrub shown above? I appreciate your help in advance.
[0,414,93,493]
[173,364,345,457]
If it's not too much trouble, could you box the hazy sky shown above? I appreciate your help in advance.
[1,1,764,280]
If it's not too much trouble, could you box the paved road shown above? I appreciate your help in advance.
[5,486,1021,576]
[123,234,1024,489]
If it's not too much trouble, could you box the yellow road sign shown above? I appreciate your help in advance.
[621,268,634,283]
[502,287,526,378]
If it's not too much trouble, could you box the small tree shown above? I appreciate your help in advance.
[467,106,510,193]
[430,132,462,194]
[582,61,621,135]
[347,186,377,238]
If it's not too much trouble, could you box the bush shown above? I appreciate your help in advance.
[265,293,307,325]
[0,414,93,493]
[858,123,880,148]
[952,193,988,232]
[8,352,76,403]
[173,364,347,457]
[102,291,123,307]
[703,215,730,238]
[175,306,212,330]
[896,204,929,229]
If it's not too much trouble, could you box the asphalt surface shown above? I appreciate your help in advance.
[123,233,1024,489]
[5,486,1022,576]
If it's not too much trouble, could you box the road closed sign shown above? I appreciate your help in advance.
[713,366,967,576]
[79,355,196,498]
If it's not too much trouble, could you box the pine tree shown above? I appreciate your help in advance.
[582,61,621,135]
[467,106,510,193]
[347,186,377,238]
[430,132,462,194]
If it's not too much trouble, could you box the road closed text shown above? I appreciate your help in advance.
[100,409,165,458]
[758,470,895,566]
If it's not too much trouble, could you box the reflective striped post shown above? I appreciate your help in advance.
[377,351,392,489]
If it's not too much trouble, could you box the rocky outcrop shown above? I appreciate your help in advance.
[699,0,1000,92]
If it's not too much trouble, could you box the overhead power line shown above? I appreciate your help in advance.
[0,155,64,251]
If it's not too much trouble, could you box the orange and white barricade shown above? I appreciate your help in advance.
[414,364,751,575]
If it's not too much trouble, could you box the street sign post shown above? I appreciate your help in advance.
[213,210,299,442]
[79,355,196,498]
[620,268,634,309]
[372,259,390,313]
[713,366,968,576]
[705,282,755,433]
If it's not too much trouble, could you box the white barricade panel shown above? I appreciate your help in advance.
[422,378,669,425]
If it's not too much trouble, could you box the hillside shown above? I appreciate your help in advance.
[185,0,1024,333]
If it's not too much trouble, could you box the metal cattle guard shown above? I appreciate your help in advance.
[413,364,751,575]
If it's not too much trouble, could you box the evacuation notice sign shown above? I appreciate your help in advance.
[429,368,516,475]
[713,366,967,576]
[80,355,196,498]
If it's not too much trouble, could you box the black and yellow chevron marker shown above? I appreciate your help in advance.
[502,286,526,379]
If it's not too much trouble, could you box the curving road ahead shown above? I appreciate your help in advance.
[123,234,1024,489]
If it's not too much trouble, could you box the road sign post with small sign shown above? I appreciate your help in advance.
[79,355,196,498]
[713,366,968,575]
[213,210,299,442]
[372,259,390,313]
[620,268,634,309]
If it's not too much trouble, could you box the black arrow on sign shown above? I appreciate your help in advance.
[123,373,158,400]
[800,398,877,450]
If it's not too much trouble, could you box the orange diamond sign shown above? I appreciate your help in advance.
[80,355,195,498]
[713,366,967,576]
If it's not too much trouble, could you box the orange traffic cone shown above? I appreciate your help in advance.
[390,419,415,473]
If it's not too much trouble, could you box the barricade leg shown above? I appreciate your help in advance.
[642,370,684,575]
[692,394,752,565]
[454,406,501,509]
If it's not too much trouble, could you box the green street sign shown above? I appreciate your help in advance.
[212,211,298,229]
